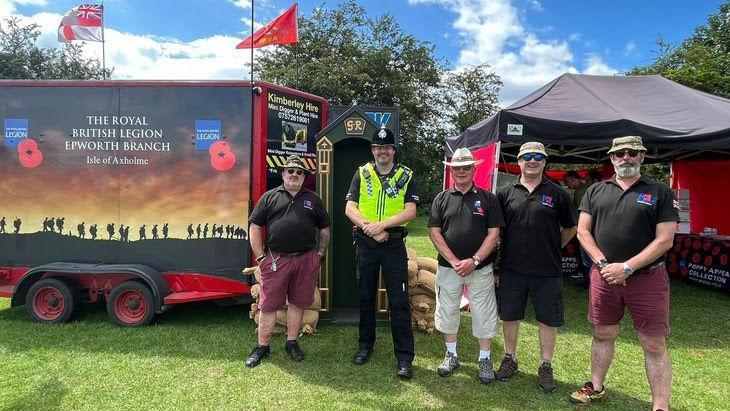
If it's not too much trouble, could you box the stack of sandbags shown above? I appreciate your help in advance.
[406,247,438,334]
[243,266,321,334]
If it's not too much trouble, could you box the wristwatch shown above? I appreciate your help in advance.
[471,255,482,266]
[255,254,265,263]
[623,262,634,277]
[597,258,608,269]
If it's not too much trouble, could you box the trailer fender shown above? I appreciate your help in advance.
[11,263,170,313]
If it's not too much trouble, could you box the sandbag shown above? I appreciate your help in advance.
[410,294,436,313]
[309,288,322,310]
[242,266,262,284]
[416,257,438,274]
[250,284,261,300]
[411,309,435,323]
[407,260,419,279]
[417,270,436,293]
[302,309,319,334]
[406,247,417,261]
[409,285,432,297]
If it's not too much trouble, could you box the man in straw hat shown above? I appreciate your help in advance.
[429,148,504,384]
[495,141,576,393]
[345,125,419,379]
[570,136,679,410]
[245,155,331,367]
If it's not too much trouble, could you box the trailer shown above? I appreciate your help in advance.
[0,80,328,326]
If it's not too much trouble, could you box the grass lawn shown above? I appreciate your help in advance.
[1,216,729,410]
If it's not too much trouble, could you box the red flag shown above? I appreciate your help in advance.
[58,4,104,43]
[236,3,298,49]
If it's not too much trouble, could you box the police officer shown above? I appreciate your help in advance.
[345,125,419,380]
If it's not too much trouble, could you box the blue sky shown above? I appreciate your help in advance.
[2,0,724,105]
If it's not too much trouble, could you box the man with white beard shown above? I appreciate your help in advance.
[570,136,679,411]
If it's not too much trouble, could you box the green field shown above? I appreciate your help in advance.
[1,216,728,410]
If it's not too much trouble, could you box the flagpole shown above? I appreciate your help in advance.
[101,2,106,78]
[250,0,254,83]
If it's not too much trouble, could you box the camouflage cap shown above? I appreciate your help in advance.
[281,155,309,172]
[517,141,548,159]
[607,136,647,154]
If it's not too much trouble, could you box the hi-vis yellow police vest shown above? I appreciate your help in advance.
[358,163,413,224]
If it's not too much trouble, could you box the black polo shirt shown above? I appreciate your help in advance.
[579,174,679,265]
[345,162,420,204]
[497,177,576,276]
[249,186,331,253]
[428,185,504,269]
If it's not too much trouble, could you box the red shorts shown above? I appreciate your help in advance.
[588,264,670,336]
[258,249,320,312]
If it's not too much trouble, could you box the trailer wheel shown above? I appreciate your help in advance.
[26,278,80,324]
[107,281,155,327]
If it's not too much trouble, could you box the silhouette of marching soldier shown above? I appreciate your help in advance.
[90,224,98,240]
[139,225,146,240]
[48,217,56,232]
[43,217,49,232]
[187,224,194,240]
[162,223,169,239]
[13,217,21,234]
[217,225,224,238]
[152,224,159,239]
[196,224,201,239]
[118,225,125,241]
[0,216,6,233]
[57,217,65,233]
[107,223,115,240]
[212,224,218,238]
[77,221,86,238]
[203,223,209,239]
[123,226,130,242]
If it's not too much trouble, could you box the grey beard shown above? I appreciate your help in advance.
[615,163,641,178]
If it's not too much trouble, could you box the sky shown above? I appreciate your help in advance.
[2,0,725,106]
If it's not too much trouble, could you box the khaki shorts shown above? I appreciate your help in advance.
[435,264,499,340]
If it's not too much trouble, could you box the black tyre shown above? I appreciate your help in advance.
[25,277,80,324]
[107,281,155,327]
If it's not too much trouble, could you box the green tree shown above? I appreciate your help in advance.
[0,17,110,80]
[256,1,501,207]
[630,2,730,98]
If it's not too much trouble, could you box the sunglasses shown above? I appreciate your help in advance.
[286,168,304,175]
[611,149,640,158]
[520,153,545,161]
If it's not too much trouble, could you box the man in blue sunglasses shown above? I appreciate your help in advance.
[495,141,577,393]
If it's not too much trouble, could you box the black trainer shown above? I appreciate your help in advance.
[285,340,305,362]
[396,360,413,380]
[245,345,270,368]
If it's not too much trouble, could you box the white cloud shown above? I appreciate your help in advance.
[0,0,46,16]
[7,10,255,80]
[529,0,543,12]
[409,0,618,106]
[229,0,252,9]
[583,54,618,75]
[625,40,636,54]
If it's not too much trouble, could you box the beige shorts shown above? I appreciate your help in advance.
[435,264,499,340]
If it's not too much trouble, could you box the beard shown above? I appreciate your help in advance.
[615,163,641,178]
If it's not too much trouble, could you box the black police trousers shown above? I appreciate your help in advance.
[355,237,414,363]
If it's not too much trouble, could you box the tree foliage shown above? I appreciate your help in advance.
[630,2,730,98]
[0,17,110,80]
[256,1,501,207]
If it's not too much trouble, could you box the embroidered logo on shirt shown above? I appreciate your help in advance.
[303,200,313,210]
[636,193,657,206]
[473,200,484,215]
[540,194,554,208]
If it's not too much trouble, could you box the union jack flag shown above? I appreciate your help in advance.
[58,4,104,43]
[76,4,103,20]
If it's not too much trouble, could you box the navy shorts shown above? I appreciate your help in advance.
[497,269,564,327]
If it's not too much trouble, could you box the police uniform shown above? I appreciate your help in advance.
[346,127,419,368]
